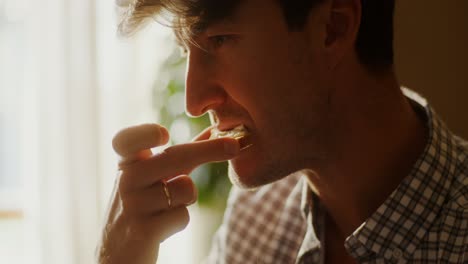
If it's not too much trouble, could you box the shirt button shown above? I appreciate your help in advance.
[392,248,403,259]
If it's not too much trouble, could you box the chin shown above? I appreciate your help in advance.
[227,150,294,189]
[227,163,263,190]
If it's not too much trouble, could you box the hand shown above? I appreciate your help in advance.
[97,124,240,264]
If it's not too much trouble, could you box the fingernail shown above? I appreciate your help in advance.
[224,140,240,155]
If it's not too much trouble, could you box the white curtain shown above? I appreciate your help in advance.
[22,0,100,262]
[18,0,174,263]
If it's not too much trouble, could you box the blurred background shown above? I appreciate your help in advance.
[0,0,467,263]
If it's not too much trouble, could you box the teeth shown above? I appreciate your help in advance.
[210,124,249,140]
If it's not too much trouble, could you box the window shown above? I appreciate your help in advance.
[0,0,29,262]
[0,1,216,263]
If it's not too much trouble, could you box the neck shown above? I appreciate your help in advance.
[305,66,427,238]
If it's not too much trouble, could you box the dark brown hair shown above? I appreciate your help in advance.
[117,0,395,70]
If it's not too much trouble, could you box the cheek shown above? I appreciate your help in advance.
[218,59,277,116]
[219,38,328,138]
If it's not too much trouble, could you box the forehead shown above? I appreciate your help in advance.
[172,1,243,31]
[172,0,284,45]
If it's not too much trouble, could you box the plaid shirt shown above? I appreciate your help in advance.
[204,90,468,264]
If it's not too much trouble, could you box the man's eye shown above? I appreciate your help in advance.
[208,35,231,50]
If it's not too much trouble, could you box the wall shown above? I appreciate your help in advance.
[394,0,468,138]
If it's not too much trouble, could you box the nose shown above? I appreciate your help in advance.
[184,48,227,117]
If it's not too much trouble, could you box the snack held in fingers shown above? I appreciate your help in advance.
[210,124,253,150]
[209,124,249,139]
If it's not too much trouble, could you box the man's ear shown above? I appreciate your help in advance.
[324,0,361,69]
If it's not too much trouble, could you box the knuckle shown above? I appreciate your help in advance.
[153,207,191,242]
[157,147,179,165]
[181,207,190,226]
[173,175,192,188]
[120,193,138,214]
[178,177,197,201]
[124,218,150,241]
[117,170,133,194]
[160,145,176,156]
[175,207,190,231]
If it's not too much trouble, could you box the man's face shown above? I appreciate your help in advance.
[184,0,332,188]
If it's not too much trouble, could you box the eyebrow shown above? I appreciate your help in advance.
[172,14,240,50]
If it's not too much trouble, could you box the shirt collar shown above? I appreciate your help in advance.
[298,176,325,263]
[299,88,459,261]
[300,177,313,218]
[346,90,459,260]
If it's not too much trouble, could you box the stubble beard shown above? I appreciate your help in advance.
[227,138,324,190]
[227,117,328,190]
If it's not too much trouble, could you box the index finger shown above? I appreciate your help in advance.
[122,137,240,190]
